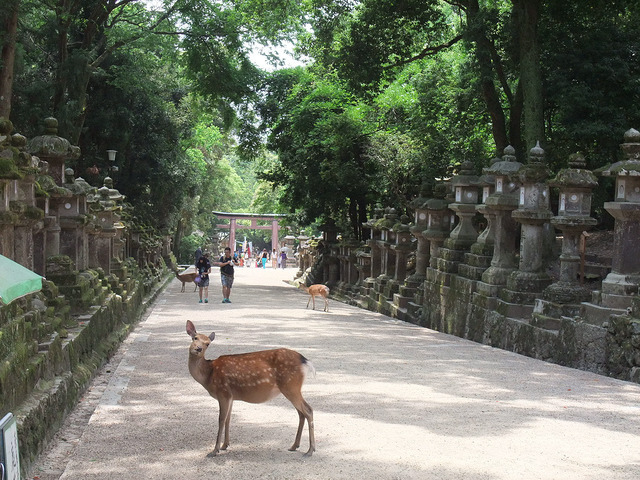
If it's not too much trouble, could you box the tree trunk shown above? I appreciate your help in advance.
[466,0,509,154]
[509,81,525,159]
[513,0,544,152]
[0,0,19,119]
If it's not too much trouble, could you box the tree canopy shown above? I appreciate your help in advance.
[1,0,639,250]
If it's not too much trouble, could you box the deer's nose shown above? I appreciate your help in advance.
[196,346,202,352]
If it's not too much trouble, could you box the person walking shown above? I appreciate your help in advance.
[272,249,278,269]
[280,250,287,269]
[216,247,238,303]
[195,252,211,303]
[261,249,268,269]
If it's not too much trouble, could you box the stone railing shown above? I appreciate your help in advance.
[1,117,173,475]
[296,129,640,384]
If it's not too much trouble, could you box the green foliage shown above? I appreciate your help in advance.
[541,0,640,170]
[257,69,375,239]
[177,234,204,265]
[332,0,452,94]
[5,0,640,248]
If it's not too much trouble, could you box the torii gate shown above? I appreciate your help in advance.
[213,211,286,254]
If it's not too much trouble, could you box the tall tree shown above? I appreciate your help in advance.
[0,0,19,118]
[258,69,375,239]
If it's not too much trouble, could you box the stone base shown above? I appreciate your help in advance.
[531,298,583,331]
[542,281,592,305]
[507,270,552,294]
[496,298,534,320]
[601,272,640,296]
[580,301,627,326]
[475,280,505,298]
[458,260,490,281]
[592,289,635,310]
[482,265,516,287]
[435,247,466,274]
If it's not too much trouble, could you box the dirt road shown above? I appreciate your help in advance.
[30,266,640,479]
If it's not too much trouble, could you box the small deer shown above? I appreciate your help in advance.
[185,320,316,457]
[301,284,330,312]
[175,269,198,292]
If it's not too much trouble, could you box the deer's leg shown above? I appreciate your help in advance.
[324,297,328,312]
[221,401,233,450]
[212,397,232,456]
[301,399,315,456]
[306,296,311,309]
[283,391,315,456]
[289,409,305,452]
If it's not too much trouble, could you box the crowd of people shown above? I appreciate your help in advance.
[191,245,290,304]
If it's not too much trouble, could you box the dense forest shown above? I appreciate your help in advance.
[1,0,639,259]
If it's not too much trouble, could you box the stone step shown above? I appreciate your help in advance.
[580,302,627,327]
[530,314,562,331]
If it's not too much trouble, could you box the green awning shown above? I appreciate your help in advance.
[0,254,44,305]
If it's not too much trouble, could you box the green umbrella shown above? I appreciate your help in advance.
[0,254,44,305]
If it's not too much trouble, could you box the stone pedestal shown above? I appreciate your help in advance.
[436,161,480,279]
[502,142,552,307]
[585,128,640,318]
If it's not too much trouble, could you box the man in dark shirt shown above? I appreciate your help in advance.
[215,247,238,303]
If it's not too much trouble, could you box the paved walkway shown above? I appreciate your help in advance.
[30,266,640,479]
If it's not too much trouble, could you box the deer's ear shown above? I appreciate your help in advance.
[209,332,216,341]
[186,320,196,338]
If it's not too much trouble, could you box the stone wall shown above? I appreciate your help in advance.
[0,117,175,475]
[296,129,640,385]
[0,258,171,475]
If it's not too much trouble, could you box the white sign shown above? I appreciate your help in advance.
[1,413,20,480]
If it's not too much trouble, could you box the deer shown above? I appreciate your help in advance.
[185,320,316,457]
[175,269,198,292]
[300,284,330,312]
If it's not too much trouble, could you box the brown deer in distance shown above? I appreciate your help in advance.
[185,320,316,456]
[301,284,330,312]
[175,269,198,292]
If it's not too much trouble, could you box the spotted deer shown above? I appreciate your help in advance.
[301,284,330,312]
[175,269,198,292]
[185,320,316,456]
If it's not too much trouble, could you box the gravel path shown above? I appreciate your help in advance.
[29,266,640,480]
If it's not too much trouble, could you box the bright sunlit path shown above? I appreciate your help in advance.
[30,266,640,480]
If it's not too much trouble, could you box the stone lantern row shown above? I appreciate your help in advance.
[0,117,128,279]
[312,128,640,324]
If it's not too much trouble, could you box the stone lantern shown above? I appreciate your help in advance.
[437,161,480,277]
[446,160,480,249]
[27,117,80,186]
[541,153,598,307]
[460,169,496,281]
[390,215,414,319]
[424,183,453,272]
[477,146,522,296]
[363,205,384,283]
[503,142,553,305]
[391,215,413,282]
[597,128,640,307]
[377,207,398,281]
[409,182,432,283]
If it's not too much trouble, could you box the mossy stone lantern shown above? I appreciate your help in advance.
[598,128,640,299]
[424,184,452,268]
[544,153,598,303]
[445,160,480,250]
